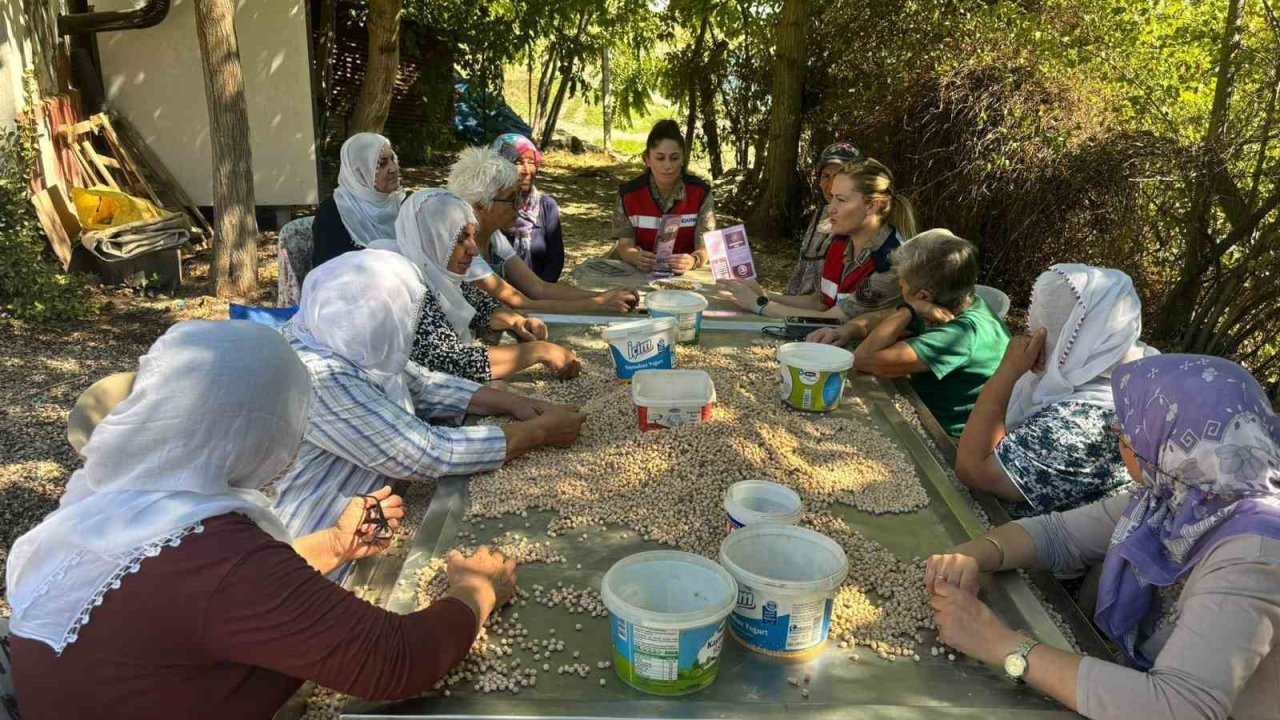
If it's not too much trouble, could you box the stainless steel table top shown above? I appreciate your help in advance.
[342,322,1100,719]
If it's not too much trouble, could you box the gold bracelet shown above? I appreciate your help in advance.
[980,535,1005,571]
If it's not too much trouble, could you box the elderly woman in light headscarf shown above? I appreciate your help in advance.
[490,133,566,282]
[957,264,1158,515]
[6,320,519,719]
[926,354,1280,720]
[311,132,404,268]
[370,189,581,383]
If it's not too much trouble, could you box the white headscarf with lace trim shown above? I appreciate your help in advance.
[1006,264,1158,428]
[369,189,478,344]
[288,249,426,412]
[333,133,405,246]
[6,321,309,654]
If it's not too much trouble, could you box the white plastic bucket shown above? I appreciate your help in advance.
[602,551,738,695]
[631,369,716,430]
[723,480,804,532]
[601,317,678,380]
[777,342,855,412]
[719,524,849,659]
[647,290,709,344]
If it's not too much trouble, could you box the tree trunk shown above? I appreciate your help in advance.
[314,0,337,138]
[699,46,723,178]
[601,46,612,152]
[527,50,535,123]
[747,0,807,243]
[194,0,259,298]
[1156,0,1245,345]
[534,44,560,133]
[540,64,572,148]
[684,14,711,154]
[348,0,402,134]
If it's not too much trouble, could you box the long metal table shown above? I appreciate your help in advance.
[341,318,1104,719]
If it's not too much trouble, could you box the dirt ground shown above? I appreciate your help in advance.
[0,152,796,614]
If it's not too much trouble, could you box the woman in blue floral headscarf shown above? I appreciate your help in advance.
[490,133,565,282]
[921,353,1280,720]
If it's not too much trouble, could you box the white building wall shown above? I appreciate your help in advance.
[96,0,318,206]
[0,0,64,183]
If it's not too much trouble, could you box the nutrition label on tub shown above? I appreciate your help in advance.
[632,626,680,680]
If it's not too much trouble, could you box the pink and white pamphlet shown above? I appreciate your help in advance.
[703,224,756,281]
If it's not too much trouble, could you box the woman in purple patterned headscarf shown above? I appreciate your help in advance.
[490,133,565,283]
[920,352,1280,720]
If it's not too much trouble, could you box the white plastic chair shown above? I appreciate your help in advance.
[975,284,1010,319]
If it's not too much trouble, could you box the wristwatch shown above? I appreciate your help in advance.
[1003,636,1040,683]
[754,295,770,315]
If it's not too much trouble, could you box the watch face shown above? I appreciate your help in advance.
[1004,653,1028,678]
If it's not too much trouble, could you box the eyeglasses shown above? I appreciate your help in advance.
[358,494,395,542]
[1105,422,1191,489]
[494,192,521,209]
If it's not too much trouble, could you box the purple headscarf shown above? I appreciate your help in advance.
[490,133,542,262]
[1095,354,1280,669]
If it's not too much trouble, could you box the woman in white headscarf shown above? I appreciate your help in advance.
[956,264,1158,515]
[271,249,586,545]
[6,320,519,719]
[372,189,581,383]
[311,132,404,267]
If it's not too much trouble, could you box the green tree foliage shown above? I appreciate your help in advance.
[0,102,91,322]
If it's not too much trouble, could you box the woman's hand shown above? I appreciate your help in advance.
[718,280,763,311]
[931,581,1024,665]
[999,327,1048,375]
[905,290,955,325]
[667,253,697,273]
[537,342,582,379]
[510,316,548,342]
[532,404,586,447]
[331,485,404,563]
[506,395,555,421]
[628,247,657,272]
[924,553,982,596]
[446,546,518,628]
[595,287,639,312]
[808,326,852,346]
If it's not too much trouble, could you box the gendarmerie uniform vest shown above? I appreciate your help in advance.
[819,227,902,308]
[618,172,710,255]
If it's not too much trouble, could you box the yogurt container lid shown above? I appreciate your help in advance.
[647,289,709,313]
[602,551,738,630]
[601,316,678,340]
[719,523,849,596]
[777,342,854,373]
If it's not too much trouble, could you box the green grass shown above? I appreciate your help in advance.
[502,63,707,171]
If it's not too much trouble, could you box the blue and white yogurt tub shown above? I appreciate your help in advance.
[718,523,848,659]
[723,480,804,532]
[601,551,738,695]
[601,317,678,380]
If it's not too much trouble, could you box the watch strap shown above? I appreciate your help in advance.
[897,301,918,325]
[1006,637,1040,683]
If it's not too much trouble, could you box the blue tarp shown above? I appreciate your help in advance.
[229,303,298,330]
[453,77,534,146]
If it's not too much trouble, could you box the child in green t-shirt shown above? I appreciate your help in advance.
[849,230,1010,437]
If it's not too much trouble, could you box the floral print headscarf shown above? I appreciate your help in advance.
[1094,354,1280,669]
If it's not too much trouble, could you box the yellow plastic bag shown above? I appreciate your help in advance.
[70,186,164,231]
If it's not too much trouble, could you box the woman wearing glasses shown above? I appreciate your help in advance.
[925,354,1280,720]
[6,321,519,719]
[447,147,637,313]
[372,189,582,382]
[955,265,1159,516]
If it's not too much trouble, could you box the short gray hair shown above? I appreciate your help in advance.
[891,229,979,311]
[447,147,519,210]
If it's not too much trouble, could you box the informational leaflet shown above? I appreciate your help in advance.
[649,215,681,278]
[703,224,756,281]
